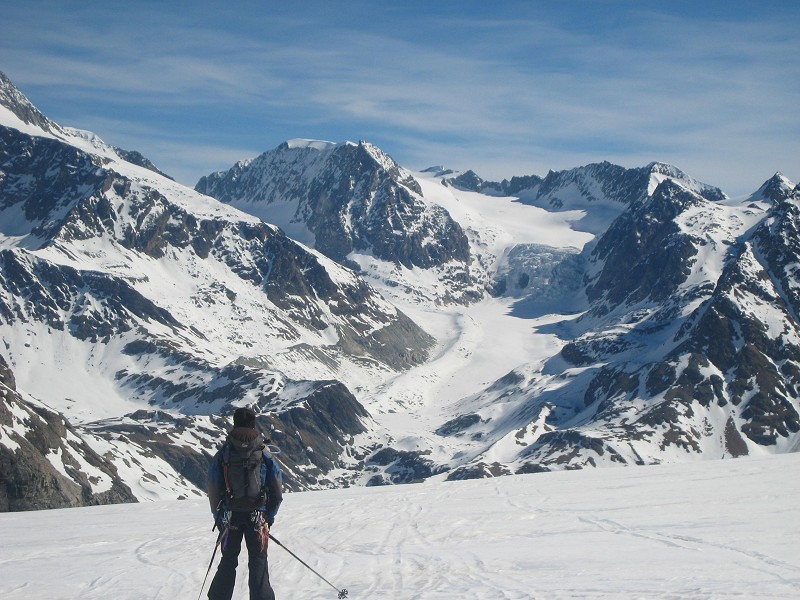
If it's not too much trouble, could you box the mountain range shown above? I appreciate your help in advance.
[1,70,798,509]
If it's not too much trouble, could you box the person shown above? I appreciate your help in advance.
[207,407,283,600]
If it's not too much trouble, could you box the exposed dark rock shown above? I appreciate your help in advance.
[445,461,512,480]
[366,446,448,484]
[724,417,749,457]
[520,430,628,469]
[113,147,173,180]
[585,180,704,312]
[435,414,482,437]
[196,140,471,272]
[445,170,486,192]
[0,355,136,511]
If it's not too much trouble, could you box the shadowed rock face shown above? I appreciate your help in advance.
[0,355,137,511]
[0,72,438,510]
[585,180,704,310]
[196,140,471,271]
[2,68,799,498]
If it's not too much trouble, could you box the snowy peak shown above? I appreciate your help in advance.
[0,70,64,138]
[647,175,709,211]
[355,140,405,176]
[644,162,726,200]
[197,139,472,278]
[750,172,797,204]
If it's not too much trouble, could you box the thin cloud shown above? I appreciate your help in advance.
[1,2,797,196]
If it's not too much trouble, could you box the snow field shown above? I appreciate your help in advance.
[1,453,798,599]
[414,174,593,252]
[357,172,594,464]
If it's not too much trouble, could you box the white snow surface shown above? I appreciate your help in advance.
[349,171,595,463]
[4,89,800,499]
[286,138,337,151]
[1,453,798,599]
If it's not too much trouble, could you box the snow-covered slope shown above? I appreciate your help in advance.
[0,71,434,505]
[1,453,798,599]
[3,68,800,509]
[197,139,478,303]
[367,172,800,483]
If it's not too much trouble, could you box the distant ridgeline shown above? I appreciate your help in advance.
[1,69,799,510]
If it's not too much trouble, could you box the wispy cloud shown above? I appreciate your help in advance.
[1,1,798,195]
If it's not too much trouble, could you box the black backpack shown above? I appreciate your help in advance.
[222,433,266,511]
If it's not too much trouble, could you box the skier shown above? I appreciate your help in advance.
[207,407,283,600]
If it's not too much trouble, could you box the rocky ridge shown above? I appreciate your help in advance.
[0,72,432,508]
[2,68,799,507]
[197,140,479,303]
[434,174,800,480]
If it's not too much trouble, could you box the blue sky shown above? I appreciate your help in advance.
[1,1,798,196]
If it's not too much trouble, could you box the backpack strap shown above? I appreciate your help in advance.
[258,450,270,504]
[252,448,266,506]
[221,441,233,500]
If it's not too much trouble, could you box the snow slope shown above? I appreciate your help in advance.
[352,169,800,481]
[356,170,591,414]
[0,72,439,500]
[4,65,800,503]
[1,453,798,599]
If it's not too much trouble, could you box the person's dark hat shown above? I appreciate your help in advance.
[233,407,257,429]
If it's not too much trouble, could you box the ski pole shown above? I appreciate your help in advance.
[197,525,224,600]
[269,533,348,599]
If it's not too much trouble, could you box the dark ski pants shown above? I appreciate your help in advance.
[208,511,275,600]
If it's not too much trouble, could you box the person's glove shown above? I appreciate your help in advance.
[214,510,226,531]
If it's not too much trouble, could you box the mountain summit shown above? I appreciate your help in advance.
[2,70,799,508]
[0,72,433,507]
[196,139,481,304]
[196,139,471,270]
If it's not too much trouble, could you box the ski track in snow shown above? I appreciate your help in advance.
[1,454,799,599]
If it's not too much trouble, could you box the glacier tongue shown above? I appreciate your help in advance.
[3,68,800,507]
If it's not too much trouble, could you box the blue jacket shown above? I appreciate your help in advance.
[207,427,283,523]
